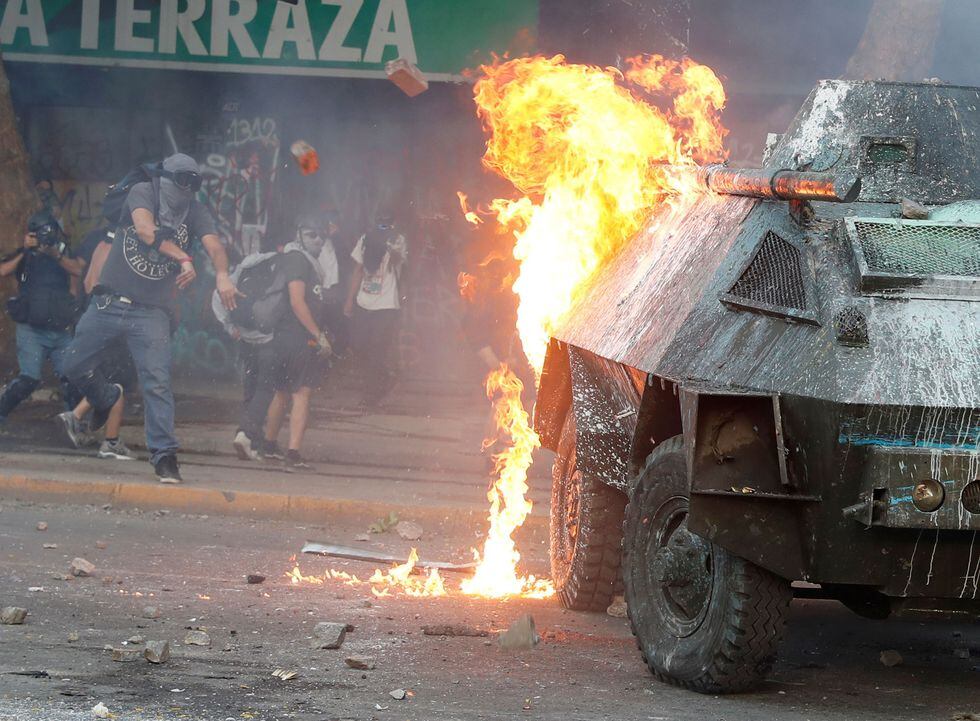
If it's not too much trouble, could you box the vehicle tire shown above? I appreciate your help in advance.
[623,435,792,693]
[550,412,627,611]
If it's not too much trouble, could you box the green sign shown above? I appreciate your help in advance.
[0,0,537,80]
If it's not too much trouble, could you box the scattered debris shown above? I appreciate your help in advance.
[184,630,211,647]
[246,574,265,585]
[91,702,110,718]
[900,198,930,219]
[360,599,373,608]
[144,640,170,664]
[345,655,376,670]
[389,688,407,700]
[1,607,28,625]
[395,521,424,541]
[730,486,756,494]
[879,649,904,667]
[955,648,972,660]
[272,668,298,681]
[28,586,44,593]
[498,614,540,650]
[95,540,108,550]
[385,58,429,97]
[368,511,400,534]
[142,606,161,620]
[422,624,488,638]
[126,635,144,645]
[354,533,371,542]
[952,714,980,721]
[606,595,628,618]
[312,622,347,649]
[36,521,48,531]
[302,542,476,572]
[42,543,58,549]
[67,631,80,643]
[110,647,139,662]
[70,558,96,577]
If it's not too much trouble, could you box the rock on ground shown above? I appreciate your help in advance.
[70,557,96,577]
[606,596,628,618]
[879,649,903,667]
[312,622,347,649]
[498,614,540,650]
[0,607,28,625]
[142,606,161,619]
[344,655,376,670]
[144,640,170,664]
[184,630,211,647]
[900,198,930,219]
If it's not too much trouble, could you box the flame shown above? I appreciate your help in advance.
[457,54,726,597]
[461,365,553,598]
[456,190,483,226]
[286,550,445,598]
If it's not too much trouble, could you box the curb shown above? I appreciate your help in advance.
[0,473,550,536]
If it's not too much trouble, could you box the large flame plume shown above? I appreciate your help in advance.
[459,54,726,598]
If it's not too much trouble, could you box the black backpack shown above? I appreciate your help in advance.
[227,254,289,333]
[103,162,160,225]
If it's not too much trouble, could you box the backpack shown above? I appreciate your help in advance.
[228,254,289,333]
[102,162,160,225]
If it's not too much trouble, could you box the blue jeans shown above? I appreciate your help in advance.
[64,297,177,464]
[0,324,75,421]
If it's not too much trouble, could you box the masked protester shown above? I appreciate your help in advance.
[0,211,85,426]
[252,212,334,471]
[343,212,407,407]
[62,153,240,484]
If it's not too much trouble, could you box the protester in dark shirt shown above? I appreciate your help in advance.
[0,211,84,425]
[253,213,333,472]
[63,153,240,484]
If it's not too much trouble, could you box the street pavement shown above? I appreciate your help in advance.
[0,375,978,720]
[1,501,978,721]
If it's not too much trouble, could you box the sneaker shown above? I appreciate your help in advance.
[57,411,84,449]
[153,454,183,484]
[233,430,259,461]
[91,384,123,433]
[98,439,135,461]
[283,450,314,473]
[261,441,285,461]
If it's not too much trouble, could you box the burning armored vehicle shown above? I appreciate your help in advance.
[534,80,980,692]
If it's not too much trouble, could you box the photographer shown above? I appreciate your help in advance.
[0,211,84,425]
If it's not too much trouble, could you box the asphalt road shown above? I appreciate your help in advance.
[1,501,978,721]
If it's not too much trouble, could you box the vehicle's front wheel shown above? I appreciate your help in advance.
[550,412,627,611]
[623,435,792,693]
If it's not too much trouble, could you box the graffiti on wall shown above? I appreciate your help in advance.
[196,116,280,259]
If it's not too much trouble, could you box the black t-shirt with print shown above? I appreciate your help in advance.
[98,182,217,311]
[276,250,326,348]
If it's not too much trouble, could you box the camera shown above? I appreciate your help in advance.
[33,222,67,256]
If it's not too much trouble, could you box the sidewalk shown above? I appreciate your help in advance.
[0,371,553,541]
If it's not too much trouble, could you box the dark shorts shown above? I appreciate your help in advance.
[271,338,329,394]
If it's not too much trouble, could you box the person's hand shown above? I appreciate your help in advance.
[23,233,38,250]
[315,332,333,357]
[230,326,242,341]
[215,272,243,310]
[175,258,197,289]
[343,299,354,318]
[40,243,61,258]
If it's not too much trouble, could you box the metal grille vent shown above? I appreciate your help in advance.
[728,231,808,310]
[853,220,980,277]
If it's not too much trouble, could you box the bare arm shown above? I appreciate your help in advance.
[288,279,321,339]
[344,263,363,317]
[84,242,111,295]
[0,249,24,277]
[201,233,240,310]
[131,208,190,262]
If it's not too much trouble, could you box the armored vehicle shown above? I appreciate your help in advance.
[535,80,980,693]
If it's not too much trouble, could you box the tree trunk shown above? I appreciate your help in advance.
[0,53,38,371]
[844,0,945,81]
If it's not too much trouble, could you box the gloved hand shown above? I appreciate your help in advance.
[315,332,333,357]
